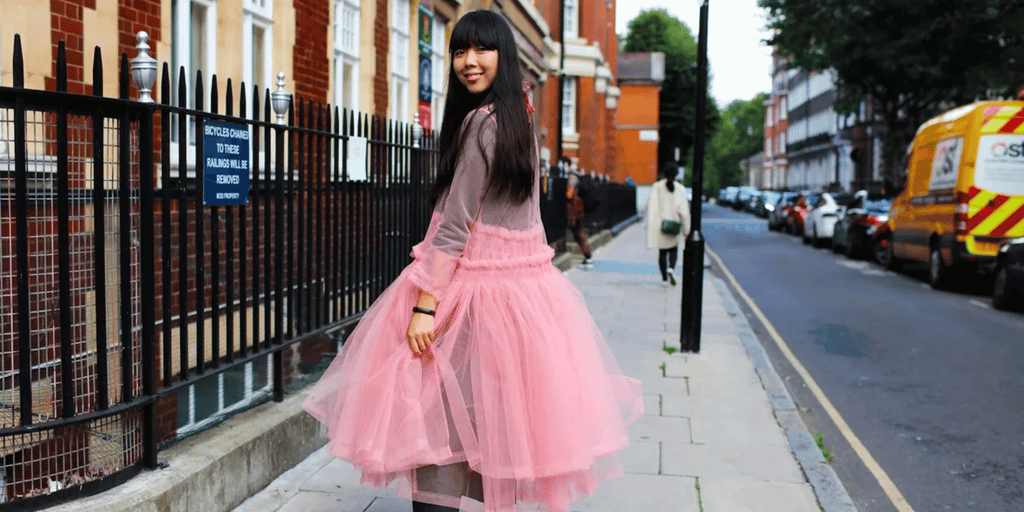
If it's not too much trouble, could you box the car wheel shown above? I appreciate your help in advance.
[992,266,1015,310]
[928,245,948,289]
[811,226,820,247]
[878,237,901,271]
[844,234,857,259]
[831,230,842,253]
[802,228,811,244]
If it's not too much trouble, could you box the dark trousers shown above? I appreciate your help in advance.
[658,247,678,281]
[571,221,592,259]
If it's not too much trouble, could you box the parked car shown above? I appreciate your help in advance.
[887,100,1024,289]
[718,186,739,207]
[872,222,897,268]
[832,191,893,259]
[786,192,819,236]
[734,187,757,211]
[744,190,764,214]
[993,237,1024,311]
[767,191,799,231]
[803,192,854,247]
[755,191,782,218]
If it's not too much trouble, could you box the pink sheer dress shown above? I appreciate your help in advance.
[303,106,643,512]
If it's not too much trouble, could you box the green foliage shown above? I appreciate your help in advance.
[695,477,704,512]
[662,340,678,355]
[815,432,834,463]
[759,0,1024,178]
[687,93,767,194]
[624,10,720,167]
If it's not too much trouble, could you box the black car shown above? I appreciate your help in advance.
[734,187,756,211]
[832,191,892,259]
[993,237,1024,311]
[767,191,799,231]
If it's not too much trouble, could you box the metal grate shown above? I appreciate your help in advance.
[0,107,143,504]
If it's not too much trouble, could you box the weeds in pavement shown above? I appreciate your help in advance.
[695,477,704,512]
[662,340,678,355]
[815,432,833,462]
[659,362,666,377]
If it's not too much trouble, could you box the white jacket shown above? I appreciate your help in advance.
[646,179,691,250]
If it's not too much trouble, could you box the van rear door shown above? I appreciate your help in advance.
[967,108,1024,255]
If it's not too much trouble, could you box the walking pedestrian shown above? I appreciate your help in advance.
[566,169,594,268]
[646,161,691,287]
[303,10,642,512]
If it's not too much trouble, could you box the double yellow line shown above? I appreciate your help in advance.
[707,246,916,512]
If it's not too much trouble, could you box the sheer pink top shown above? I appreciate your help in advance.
[407,106,543,299]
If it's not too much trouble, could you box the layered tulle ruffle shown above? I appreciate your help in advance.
[303,220,643,512]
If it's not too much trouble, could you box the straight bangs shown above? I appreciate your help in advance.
[448,12,502,53]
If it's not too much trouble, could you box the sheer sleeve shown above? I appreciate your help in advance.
[407,110,496,298]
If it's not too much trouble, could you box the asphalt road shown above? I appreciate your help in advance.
[700,202,1024,512]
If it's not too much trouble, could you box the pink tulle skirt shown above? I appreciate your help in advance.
[303,222,643,512]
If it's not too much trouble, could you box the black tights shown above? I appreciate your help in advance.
[658,247,678,281]
[412,502,459,512]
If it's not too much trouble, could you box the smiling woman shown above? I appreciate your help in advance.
[303,9,642,512]
[453,46,497,95]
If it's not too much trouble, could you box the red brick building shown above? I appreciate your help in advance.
[615,52,664,185]
[537,0,621,179]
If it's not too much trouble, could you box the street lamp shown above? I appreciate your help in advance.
[681,0,709,353]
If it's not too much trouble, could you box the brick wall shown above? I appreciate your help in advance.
[294,0,330,103]
[48,0,87,94]
[374,0,390,118]
[616,83,660,184]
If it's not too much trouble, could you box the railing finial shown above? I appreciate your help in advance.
[130,32,157,103]
[271,72,291,124]
[412,112,422,148]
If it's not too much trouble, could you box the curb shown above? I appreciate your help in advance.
[41,390,325,512]
[709,273,859,512]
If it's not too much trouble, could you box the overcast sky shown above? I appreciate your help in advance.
[615,0,773,106]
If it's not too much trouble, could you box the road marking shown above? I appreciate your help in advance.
[706,246,917,512]
[969,299,991,309]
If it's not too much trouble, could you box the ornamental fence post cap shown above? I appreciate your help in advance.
[130,31,157,103]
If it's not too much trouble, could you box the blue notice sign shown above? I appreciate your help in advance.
[203,121,250,205]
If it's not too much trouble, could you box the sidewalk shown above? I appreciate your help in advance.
[232,221,852,512]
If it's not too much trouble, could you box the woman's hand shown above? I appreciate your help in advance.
[407,312,436,358]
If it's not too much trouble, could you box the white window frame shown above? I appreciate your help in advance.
[390,0,410,122]
[431,15,446,133]
[243,0,273,94]
[177,356,273,435]
[333,0,360,112]
[779,131,786,154]
[171,0,218,177]
[562,77,577,134]
[779,97,788,120]
[564,0,579,38]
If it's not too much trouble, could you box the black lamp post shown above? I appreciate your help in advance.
[681,0,708,353]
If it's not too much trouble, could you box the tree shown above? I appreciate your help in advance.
[760,0,1024,180]
[623,10,719,168]
[692,94,768,193]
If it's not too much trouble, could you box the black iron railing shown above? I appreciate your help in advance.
[0,32,442,510]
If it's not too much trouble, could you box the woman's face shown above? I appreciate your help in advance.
[453,45,498,95]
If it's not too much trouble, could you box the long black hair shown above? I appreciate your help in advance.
[661,161,677,192]
[429,10,535,206]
